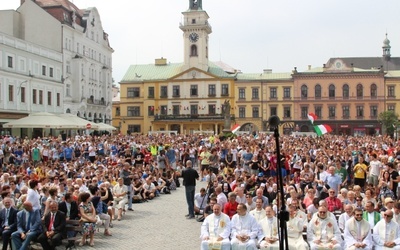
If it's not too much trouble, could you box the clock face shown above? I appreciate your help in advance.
[189,32,199,43]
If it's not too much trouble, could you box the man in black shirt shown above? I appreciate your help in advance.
[120,163,134,211]
[388,162,400,198]
[182,160,199,219]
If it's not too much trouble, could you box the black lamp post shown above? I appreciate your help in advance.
[268,115,289,250]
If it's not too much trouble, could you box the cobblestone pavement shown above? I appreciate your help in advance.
[74,180,207,250]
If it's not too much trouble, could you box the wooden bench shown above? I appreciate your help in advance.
[64,219,83,250]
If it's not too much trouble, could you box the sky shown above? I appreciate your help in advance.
[2,0,400,84]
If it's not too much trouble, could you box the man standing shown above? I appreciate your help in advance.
[182,160,199,219]
[11,201,42,250]
[0,197,18,250]
[373,210,400,250]
[307,206,342,250]
[258,206,279,250]
[200,203,231,250]
[344,208,372,250]
[120,163,134,211]
[230,203,259,250]
[37,201,66,250]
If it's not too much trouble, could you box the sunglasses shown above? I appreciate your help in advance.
[384,214,393,218]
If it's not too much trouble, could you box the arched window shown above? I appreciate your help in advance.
[315,84,321,99]
[77,111,80,117]
[66,108,71,113]
[329,84,335,98]
[357,84,363,99]
[342,84,349,99]
[190,45,198,56]
[301,85,308,98]
[370,84,377,98]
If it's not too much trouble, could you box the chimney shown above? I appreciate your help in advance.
[155,57,167,66]
[263,69,272,74]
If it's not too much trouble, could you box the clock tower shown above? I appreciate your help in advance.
[180,0,212,72]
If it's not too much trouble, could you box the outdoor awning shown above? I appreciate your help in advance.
[58,114,100,130]
[95,122,117,131]
[3,112,80,129]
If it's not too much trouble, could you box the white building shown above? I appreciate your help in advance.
[0,0,113,136]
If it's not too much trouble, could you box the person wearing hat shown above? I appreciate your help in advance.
[380,197,395,217]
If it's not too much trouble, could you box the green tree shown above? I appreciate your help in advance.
[378,111,398,136]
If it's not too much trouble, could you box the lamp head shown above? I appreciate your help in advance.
[268,115,281,129]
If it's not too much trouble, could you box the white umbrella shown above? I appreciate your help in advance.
[3,112,80,129]
[95,122,117,131]
[58,114,100,130]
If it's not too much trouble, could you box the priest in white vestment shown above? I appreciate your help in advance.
[339,204,354,231]
[231,203,259,250]
[343,208,372,250]
[287,203,309,250]
[373,210,400,250]
[249,198,266,223]
[307,206,342,250]
[258,206,279,250]
[200,203,231,250]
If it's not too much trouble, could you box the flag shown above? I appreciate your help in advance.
[231,124,241,134]
[314,124,332,136]
[308,113,317,124]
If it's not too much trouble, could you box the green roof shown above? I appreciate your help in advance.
[120,61,237,83]
[301,67,381,73]
[236,72,292,81]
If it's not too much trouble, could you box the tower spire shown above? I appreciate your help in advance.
[188,0,202,10]
[382,33,391,61]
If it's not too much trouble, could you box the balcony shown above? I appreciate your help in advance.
[87,98,107,106]
[154,114,235,121]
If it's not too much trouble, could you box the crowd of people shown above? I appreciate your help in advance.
[0,132,400,250]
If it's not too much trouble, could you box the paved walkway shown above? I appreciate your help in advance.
[77,180,207,250]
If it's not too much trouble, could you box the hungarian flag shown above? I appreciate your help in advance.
[308,113,317,124]
[231,124,241,134]
[314,124,332,136]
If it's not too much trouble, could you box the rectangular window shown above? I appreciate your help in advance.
[172,86,180,97]
[239,107,245,118]
[127,106,140,117]
[388,105,395,112]
[172,105,180,115]
[239,89,245,99]
[208,104,216,115]
[388,86,395,97]
[283,107,291,118]
[301,107,308,119]
[270,107,277,116]
[128,125,141,133]
[47,91,52,105]
[342,106,350,118]
[190,105,198,115]
[116,107,120,116]
[7,56,13,68]
[39,90,43,105]
[252,88,259,99]
[283,87,291,98]
[57,93,60,106]
[148,106,154,116]
[356,106,364,117]
[42,65,46,76]
[190,85,198,96]
[208,84,216,96]
[252,107,259,118]
[49,67,54,77]
[160,105,167,115]
[148,87,154,98]
[370,105,378,118]
[315,106,322,119]
[127,87,140,98]
[33,89,37,104]
[8,85,13,102]
[270,87,277,99]
[160,86,168,98]
[328,106,336,118]
[221,84,229,96]
[21,87,25,103]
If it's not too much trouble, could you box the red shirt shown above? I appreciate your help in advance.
[223,201,238,218]
[325,197,343,212]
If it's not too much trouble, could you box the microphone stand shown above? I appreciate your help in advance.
[270,116,289,250]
